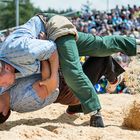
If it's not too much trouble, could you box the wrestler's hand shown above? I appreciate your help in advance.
[39,77,58,96]
[39,32,47,40]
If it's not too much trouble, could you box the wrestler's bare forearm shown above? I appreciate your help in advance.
[33,60,58,99]
[33,60,50,99]
[48,50,59,80]
[39,50,59,96]
[41,60,50,80]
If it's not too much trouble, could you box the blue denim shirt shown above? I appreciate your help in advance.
[0,16,57,76]
[9,74,59,113]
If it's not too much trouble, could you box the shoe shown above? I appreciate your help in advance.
[106,75,123,93]
[90,110,104,127]
[66,104,83,115]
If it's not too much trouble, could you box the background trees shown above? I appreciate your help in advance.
[0,0,73,30]
[0,0,41,30]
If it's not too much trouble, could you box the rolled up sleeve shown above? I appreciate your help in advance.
[28,39,57,60]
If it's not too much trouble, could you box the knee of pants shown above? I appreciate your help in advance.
[62,66,83,81]
[62,66,93,91]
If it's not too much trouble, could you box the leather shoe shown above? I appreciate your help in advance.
[90,111,104,127]
[66,104,83,115]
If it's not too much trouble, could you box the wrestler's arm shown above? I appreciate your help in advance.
[33,60,52,99]
[38,32,59,95]
[41,60,50,80]
[40,54,59,95]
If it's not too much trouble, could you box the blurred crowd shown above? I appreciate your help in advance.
[71,4,140,38]
[0,4,140,42]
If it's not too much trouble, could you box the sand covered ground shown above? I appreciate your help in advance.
[0,55,140,140]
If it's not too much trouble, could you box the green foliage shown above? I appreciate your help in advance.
[19,0,41,25]
[0,0,41,30]
[0,0,75,30]
[0,1,15,29]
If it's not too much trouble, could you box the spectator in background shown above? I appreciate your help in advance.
[71,4,140,37]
